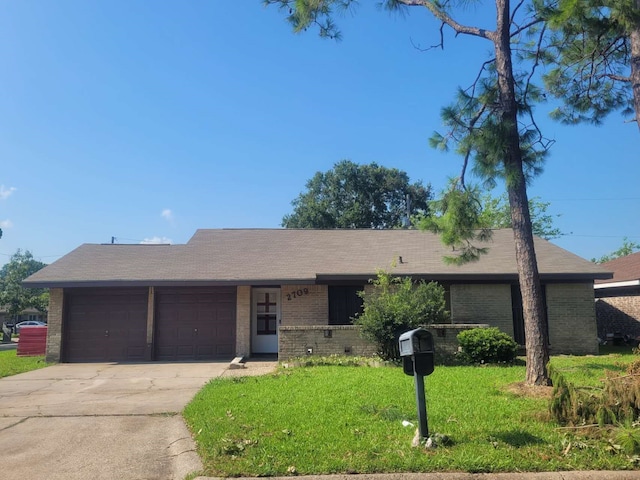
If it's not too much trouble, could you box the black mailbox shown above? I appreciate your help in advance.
[399,328,434,376]
[399,327,435,441]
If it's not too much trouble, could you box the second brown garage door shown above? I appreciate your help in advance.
[155,287,236,361]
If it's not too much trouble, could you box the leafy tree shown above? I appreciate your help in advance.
[592,237,640,263]
[355,271,449,362]
[478,193,563,240]
[543,0,640,131]
[282,160,431,229]
[266,0,553,384]
[0,250,48,324]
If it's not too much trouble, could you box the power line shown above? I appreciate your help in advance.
[556,233,640,239]
[546,197,640,202]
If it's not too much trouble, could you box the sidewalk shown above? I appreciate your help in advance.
[0,339,17,351]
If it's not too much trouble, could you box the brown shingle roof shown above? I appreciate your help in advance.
[23,228,611,288]
[595,251,640,284]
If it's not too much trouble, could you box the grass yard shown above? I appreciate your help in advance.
[549,349,636,387]
[0,350,47,378]
[184,357,638,477]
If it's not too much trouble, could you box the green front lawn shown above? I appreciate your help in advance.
[184,356,637,477]
[550,350,636,387]
[0,350,47,378]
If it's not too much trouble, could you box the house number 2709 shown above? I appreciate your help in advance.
[286,288,309,301]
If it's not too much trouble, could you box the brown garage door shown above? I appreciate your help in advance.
[64,288,148,362]
[155,287,236,361]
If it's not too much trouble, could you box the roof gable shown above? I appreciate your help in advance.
[595,251,640,284]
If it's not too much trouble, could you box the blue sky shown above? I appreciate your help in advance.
[0,1,637,267]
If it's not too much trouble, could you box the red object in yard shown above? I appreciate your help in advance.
[17,326,47,356]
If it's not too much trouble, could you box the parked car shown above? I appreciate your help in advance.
[15,320,47,333]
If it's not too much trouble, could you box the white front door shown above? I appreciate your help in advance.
[251,288,280,354]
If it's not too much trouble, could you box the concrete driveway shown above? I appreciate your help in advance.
[0,361,276,480]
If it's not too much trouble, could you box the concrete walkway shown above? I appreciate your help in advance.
[0,360,277,480]
[0,340,17,351]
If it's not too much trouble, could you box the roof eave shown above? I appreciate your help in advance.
[316,272,608,282]
[23,271,609,289]
[594,279,640,289]
[22,278,318,289]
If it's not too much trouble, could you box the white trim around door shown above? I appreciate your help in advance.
[251,288,280,354]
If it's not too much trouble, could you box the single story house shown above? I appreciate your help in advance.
[23,228,610,363]
[594,251,640,342]
[0,307,47,326]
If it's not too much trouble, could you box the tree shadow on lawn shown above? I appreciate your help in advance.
[491,430,545,447]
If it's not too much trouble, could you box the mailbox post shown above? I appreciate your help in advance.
[399,328,434,441]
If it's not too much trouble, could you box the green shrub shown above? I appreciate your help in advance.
[354,270,449,362]
[456,327,518,364]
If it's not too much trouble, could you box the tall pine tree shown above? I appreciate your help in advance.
[543,0,640,131]
[266,0,553,385]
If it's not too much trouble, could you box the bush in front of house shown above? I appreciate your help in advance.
[354,270,449,362]
[456,327,518,364]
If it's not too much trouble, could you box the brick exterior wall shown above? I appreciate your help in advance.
[450,284,514,336]
[46,288,64,363]
[236,286,251,357]
[547,283,598,355]
[428,324,490,361]
[48,281,600,362]
[279,325,377,359]
[278,324,489,362]
[595,291,640,340]
[280,284,328,326]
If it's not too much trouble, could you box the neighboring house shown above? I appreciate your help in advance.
[23,229,610,363]
[0,307,47,326]
[594,251,640,342]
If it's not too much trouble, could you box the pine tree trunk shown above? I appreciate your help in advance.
[493,0,551,385]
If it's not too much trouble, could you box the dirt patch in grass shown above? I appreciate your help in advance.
[504,381,553,399]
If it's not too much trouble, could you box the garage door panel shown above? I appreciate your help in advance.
[155,287,236,361]
[196,346,214,357]
[155,346,173,358]
[64,288,148,363]
[177,327,195,340]
[215,344,233,356]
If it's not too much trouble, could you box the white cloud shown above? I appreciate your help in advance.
[0,185,16,200]
[0,219,13,229]
[140,236,172,245]
[161,209,173,221]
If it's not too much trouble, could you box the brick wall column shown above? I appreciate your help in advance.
[547,283,598,355]
[46,288,64,363]
[236,286,251,357]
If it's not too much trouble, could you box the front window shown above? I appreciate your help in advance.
[329,286,364,325]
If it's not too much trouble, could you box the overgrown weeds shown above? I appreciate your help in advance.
[549,352,640,456]
[549,357,640,428]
